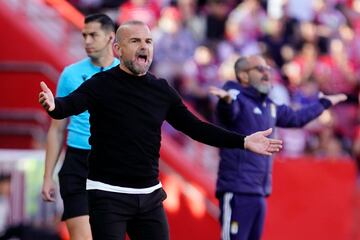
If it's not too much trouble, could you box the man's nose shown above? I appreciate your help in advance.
[263,69,272,78]
[84,36,92,44]
[139,41,148,49]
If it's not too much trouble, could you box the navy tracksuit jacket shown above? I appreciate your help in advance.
[215,81,332,197]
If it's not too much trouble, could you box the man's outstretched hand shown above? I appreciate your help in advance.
[244,128,282,155]
[319,92,347,106]
[209,86,232,104]
[39,81,55,111]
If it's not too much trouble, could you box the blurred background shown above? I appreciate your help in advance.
[0,0,360,239]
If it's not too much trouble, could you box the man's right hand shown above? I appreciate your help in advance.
[209,86,233,104]
[41,177,56,202]
[39,81,55,111]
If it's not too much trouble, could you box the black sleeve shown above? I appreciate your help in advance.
[48,80,91,119]
[165,84,245,149]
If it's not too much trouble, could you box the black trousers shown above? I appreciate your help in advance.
[88,188,169,240]
[58,146,90,220]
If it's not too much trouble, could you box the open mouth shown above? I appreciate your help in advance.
[137,54,148,64]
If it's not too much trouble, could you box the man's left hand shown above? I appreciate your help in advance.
[319,92,347,106]
[244,128,282,156]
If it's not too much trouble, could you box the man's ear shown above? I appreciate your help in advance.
[113,43,122,56]
[239,72,249,85]
[109,32,115,42]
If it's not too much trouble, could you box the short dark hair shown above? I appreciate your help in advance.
[84,13,116,32]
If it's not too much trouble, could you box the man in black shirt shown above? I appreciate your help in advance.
[39,20,282,240]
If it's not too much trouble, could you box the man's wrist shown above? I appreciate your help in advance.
[319,98,332,109]
[43,174,53,180]
[244,136,248,149]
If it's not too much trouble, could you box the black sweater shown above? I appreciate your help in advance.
[49,66,246,188]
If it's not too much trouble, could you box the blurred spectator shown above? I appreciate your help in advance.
[176,0,206,42]
[352,93,360,183]
[282,42,319,91]
[226,0,266,54]
[152,6,197,81]
[314,38,358,139]
[205,0,232,41]
[178,43,220,121]
[337,23,360,70]
[0,173,60,240]
[315,126,348,157]
[313,0,346,37]
[68,0,106,14]
[260,18,288,67]
[286,0,314,21]
[117,0,161,28]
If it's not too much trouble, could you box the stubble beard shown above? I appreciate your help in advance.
[88,53,99,62]
[124,59,151,76]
